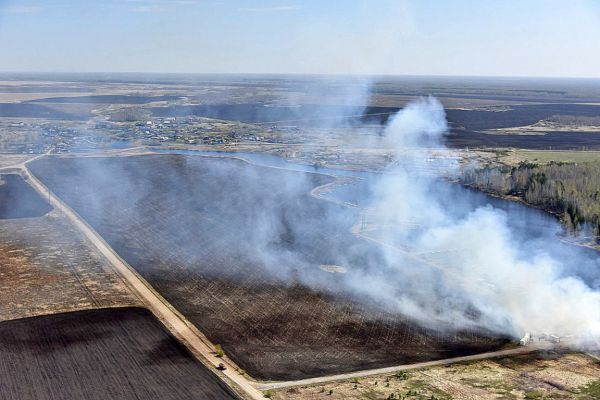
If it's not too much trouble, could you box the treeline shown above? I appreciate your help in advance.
[461,161,600,235]
[546,114,600,126]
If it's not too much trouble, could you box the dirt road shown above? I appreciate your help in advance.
[21,161,265,400]
[258,344,546,391]
[0,150,51,172]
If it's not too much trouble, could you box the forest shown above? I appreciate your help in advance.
[461,161,600,235]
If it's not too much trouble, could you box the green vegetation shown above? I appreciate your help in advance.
[579,380,600,399]
[513,150,600,165]
[214,344,225,358]
[462,161,600,234]
[393,371,409,380]
[458,376,516,394]
[524,390,545,399]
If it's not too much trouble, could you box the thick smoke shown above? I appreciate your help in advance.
[360,97,600,340]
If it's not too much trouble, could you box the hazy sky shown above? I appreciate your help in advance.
[1,0,599,77]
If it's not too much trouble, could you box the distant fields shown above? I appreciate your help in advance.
[511,150,600,164]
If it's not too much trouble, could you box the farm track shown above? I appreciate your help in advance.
[258,344,545,391]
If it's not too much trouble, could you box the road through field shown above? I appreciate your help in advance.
[0,149,51,172]
[258,344,546,391]
[21,161,265,400]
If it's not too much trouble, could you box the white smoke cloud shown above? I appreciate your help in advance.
[362,96,600,340]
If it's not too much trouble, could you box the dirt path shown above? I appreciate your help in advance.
[258,344,547,391]
[0,150,51,172]
[21,161,265,400]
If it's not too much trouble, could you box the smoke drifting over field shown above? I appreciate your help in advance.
[28,88,600,361]
[358,97,600,340]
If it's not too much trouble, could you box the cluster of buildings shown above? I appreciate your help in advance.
[2,112,285,155]
[0,121,56,153]
[98,116,271,146]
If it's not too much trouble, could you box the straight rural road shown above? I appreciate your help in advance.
[21,160,265,400]
[258,345,543,391]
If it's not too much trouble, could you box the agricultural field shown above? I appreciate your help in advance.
[30,154,509,381]
[0,307,239,400]
[501,150,600,166]
[266,351,600,400]
[0,174,52,219]
[449,130,600,150]
[0,174,139,321]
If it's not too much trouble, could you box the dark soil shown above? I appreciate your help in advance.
[28,95,183,104]
[0,174,52,219]
[30,155,509,380]
[149,102,600,130]
[149,103,370,126]
[0,103,93,120]
[447,130,600,150]
[0,307,238,400]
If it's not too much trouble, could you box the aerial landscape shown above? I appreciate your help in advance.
[1,1,600,399]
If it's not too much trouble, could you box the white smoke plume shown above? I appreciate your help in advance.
[362,96,600,340]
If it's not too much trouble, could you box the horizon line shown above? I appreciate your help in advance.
[1,71,600,81]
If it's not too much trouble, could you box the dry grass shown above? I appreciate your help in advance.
[269,352,600,400]
[469,149,600,168]
[510,150,600,164]
[0,207,140,321]
[0,154,34,169]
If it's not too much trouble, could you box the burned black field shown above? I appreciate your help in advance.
[448,129,600,150]
[27,94,184,104]
[0,174,52,219]
[147,102,600,149]
[0,103,94,120]
[0,307,238,400]
[30,154,509,380]
[149,102,600,128]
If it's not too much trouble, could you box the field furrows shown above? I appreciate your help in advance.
[0,307,239,400]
